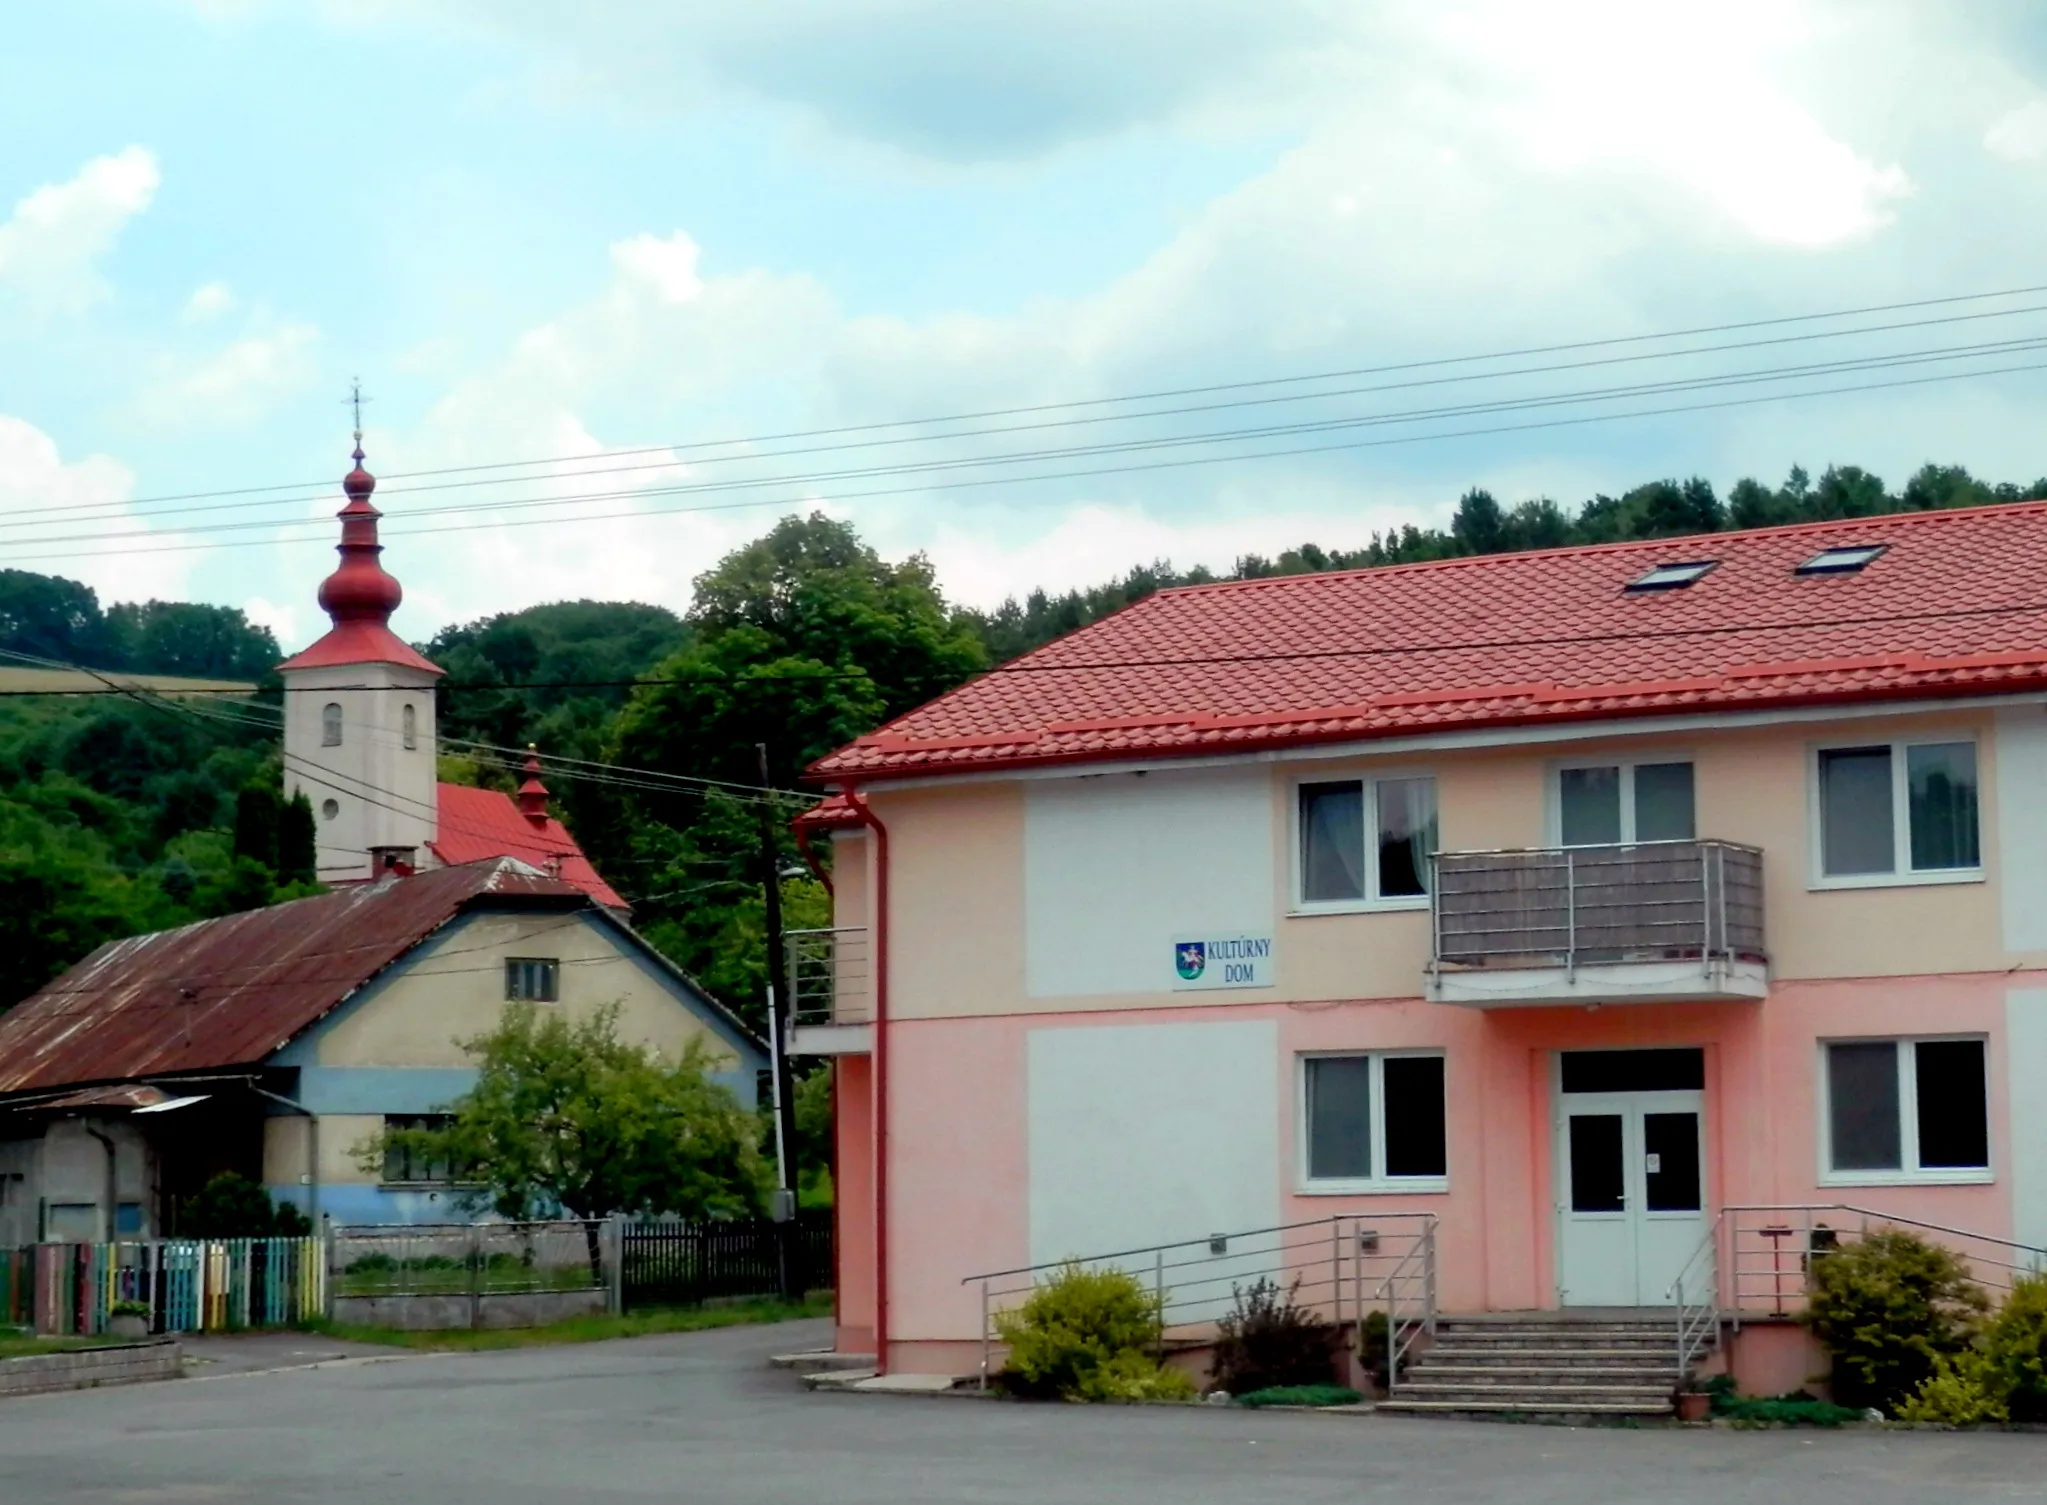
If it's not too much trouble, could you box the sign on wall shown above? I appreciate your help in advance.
[1171,933,1275,991]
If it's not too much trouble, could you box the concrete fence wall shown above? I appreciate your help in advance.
[330,1288,608,1331]
[0,1339,182,1399]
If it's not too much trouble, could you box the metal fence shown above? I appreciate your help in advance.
[621,1211,833,1309]
[1433,839,1765,969]
[330,1221,609,1299]
[786,926,871,1028]
[1,1237,324,1337]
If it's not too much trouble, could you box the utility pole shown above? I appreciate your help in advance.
[756,743,801,1300]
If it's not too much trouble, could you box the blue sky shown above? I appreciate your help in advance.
[4,1,2047,649]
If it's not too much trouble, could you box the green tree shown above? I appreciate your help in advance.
[176,1171,312,1238]
[232,781,280,869]
[277,792,317,886]
[359,1002,764,1269]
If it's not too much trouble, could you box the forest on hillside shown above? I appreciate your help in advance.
[0,456,2037,1023]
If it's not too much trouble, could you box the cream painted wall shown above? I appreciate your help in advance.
[263,1111,385,1188]
[856,702,2046,1024]
[280,659,440,883]
[311,912,740,1071]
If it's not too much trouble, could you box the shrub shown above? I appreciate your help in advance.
[994,1263,1166,1401]
[108,1300,151,1318]
[1982,1272,2047,1422]
[1073,1349,1198,1403]
[176,1172,313,1239]
[1235,1384,1364,1409]
[1804,1229,1989,1411]
[1897,1352,2010,1427]
[1210,1278,1339,1395]
[1702,1374,1862,1427]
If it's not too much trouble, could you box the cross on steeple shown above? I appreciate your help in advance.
[345,378,371,446]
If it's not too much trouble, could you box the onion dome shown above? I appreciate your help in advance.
[315,444,404,625]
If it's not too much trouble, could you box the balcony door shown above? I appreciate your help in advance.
[1554,1049,1707,1308]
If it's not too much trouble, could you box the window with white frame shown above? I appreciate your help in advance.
[1299,1052,1447,1190]
[1556,759,1695,846]
[1297,777,1438,907]
[1815,740,1979,881]
[1823,1037,1988,1180]
[505,957,560,1002]
[382,1114,466,1184]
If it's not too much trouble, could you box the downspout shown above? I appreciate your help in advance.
[793,820,834,897]
[245,1082,320,1226]
[82,1123,118,1244]
[841,785,889,1373]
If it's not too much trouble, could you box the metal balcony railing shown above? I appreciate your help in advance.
[1430,839,1765,972]
[784,926,871,1029]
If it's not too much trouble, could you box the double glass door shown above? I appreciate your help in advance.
[1557,1085,1706,1307]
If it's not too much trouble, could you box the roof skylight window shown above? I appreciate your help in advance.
[1626,560,1717,592]
[1796,544,1885,576]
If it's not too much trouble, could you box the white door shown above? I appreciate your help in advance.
[1557,1089,1705,1307]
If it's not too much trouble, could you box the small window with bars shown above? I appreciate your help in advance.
[505,957,561,1003]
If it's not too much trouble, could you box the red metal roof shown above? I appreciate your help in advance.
[812,502,2047,781]
[793,791,862,832]
[0,860,587,1096]
[276,620,442,675]
[430,783,627,911]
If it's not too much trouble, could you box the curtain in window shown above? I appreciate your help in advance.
[1376,778,1436,897]
[1300,782,1365,901]
[1306,1056,1373,1179]
[1559,766,1622,845]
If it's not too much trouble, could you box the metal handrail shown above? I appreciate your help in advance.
[964,1213,1437,1393]
[1719,1203,2047,1313]
[1669,1213,1721,1377]
[785,926,871,1028]
[1376,1217,1438,1398]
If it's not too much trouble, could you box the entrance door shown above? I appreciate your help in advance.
[1555,1050,1707,1308]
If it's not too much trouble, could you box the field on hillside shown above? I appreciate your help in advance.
[0,667,256,697]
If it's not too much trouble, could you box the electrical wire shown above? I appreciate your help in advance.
[13,348,2047,568]
[64,279,2047,516]
[8,329,2047,554]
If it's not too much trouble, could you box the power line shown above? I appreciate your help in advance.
[8,329,2047,555]
[11,348,2047,569]
[68,279,2047,516]
[19,295,2047,537]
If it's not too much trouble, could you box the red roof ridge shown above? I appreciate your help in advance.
[1140,497,2047,601]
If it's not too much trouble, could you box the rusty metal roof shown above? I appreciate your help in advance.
[0,858,586,1096]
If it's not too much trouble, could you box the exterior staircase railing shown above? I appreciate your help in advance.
[1669,1213,1721,1379]
[962,1212,1438,1392]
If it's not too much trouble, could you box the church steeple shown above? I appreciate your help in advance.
[276,422,444,885]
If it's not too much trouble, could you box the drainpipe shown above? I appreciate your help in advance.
[842,785,890,1374]
[244,1082,320,1225]
[82,1123,118,1244]
[793,820,834,897]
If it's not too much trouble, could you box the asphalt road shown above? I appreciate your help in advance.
[1,1320,2041,1504]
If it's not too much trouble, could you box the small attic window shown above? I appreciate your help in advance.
[1626,560,1717,592]
[1796,544,1885,576]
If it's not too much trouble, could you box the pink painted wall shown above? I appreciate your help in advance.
[849,971,2015,1369]
[834,1055,876,1353]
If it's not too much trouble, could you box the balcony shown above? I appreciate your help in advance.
[1425,840,1767,1008]
[785,926,872,1054]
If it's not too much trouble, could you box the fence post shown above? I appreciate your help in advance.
[469,1223,483,1332]
[607,1218,625,1317]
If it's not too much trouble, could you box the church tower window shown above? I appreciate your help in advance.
[322,702,343,746]
[402,703,417,750]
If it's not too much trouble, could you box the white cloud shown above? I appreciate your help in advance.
[1986,100,2047,163]
[180,281,237,323]
[241,595,299,649]
[0,147,160,314]
[137,322,321,427]
[609,232,704,304]
[0,415,192,602]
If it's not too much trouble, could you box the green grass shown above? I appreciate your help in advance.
[303,1294,831,1352]
[1233,1384,1365,1409]
[0,1333,101,1360]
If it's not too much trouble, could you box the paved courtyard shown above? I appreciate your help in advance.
[1,1320,2041,1504]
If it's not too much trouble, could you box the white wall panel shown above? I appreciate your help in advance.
[2008,988,2047,1253]
[1024,768,1273,997]
[1027,1019,1281,1287]
[1996,705,2047,953]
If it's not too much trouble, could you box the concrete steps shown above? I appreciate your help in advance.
[1377,1316,1691,1420]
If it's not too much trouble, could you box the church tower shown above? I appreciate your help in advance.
[276,434,443,883]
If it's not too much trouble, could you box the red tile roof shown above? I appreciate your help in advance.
[430,783,627,910]
[812,502,2047,780]
[0,861,587,1096]
[276,620,441,675]
[792,791,862,833]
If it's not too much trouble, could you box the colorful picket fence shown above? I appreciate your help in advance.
[2,1237,325,1337]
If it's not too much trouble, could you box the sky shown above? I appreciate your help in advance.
[4,0,2047,650]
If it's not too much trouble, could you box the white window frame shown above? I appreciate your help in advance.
[1816,1034,1993,1187]
[1547,753,1697,846]
[1807,735,1985,890]
[1295,1049,1450,1195]
[1288,771,1438,915]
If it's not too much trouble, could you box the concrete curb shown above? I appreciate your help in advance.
[0,1339,183,1400]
